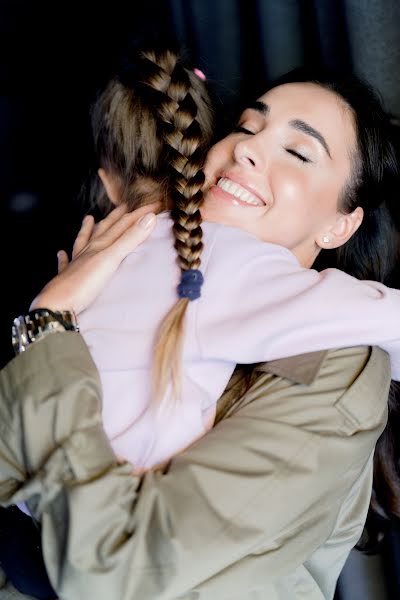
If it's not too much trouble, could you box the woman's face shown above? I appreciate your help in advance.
[202,82,358,267]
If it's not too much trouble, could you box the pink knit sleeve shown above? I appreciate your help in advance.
[196,228,400,380]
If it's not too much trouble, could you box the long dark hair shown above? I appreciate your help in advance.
[274,67,400,549]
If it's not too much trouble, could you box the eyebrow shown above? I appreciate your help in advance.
[244,102,332,159]
[244,100,270,116]
[289,119,332,159]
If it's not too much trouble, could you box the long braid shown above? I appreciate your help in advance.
[139,49,211,400]
[89,45,213,401]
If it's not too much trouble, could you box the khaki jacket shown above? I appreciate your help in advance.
[0,333,390,600]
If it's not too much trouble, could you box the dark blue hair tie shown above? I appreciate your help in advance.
[177,269,204,301]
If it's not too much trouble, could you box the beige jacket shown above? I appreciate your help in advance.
[0,333,390,600]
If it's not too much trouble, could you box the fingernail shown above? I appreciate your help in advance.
[138,213,156,229]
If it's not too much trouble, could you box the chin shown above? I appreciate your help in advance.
[201,202,230,225]
[200,199,216,222]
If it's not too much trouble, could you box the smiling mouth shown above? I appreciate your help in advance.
[216,178,266,206]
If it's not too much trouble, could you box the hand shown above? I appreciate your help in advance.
[30,204,158,314]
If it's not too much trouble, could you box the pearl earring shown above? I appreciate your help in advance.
[322,235,330,244]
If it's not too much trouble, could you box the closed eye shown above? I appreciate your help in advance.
[286,148,311,164]
[232,125,255,135]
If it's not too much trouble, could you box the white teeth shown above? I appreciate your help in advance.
[217,178,263,206]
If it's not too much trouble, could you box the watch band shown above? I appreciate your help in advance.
[12,308,79,355]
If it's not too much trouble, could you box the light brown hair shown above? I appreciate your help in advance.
[89,47,214,400]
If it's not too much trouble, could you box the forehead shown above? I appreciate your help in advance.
[255,82,357,158]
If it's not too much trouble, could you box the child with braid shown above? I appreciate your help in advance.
[79,46,400,472]
[79,47,216,469]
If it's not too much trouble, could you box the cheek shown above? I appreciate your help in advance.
[263,168,320,245]
[204,140,232,181]
[272,167,311,213]
[273,166,339,226]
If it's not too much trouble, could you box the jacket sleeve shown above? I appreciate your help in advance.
[0,333,390,599]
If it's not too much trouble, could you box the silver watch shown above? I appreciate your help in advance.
[12,308,79,355]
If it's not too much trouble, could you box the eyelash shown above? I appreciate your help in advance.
[233,125,255,135]
[233,126,311,164]
[285,149,310,164]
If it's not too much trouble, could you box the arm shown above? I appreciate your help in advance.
[0,203,158,600]
[0,336,389,599]
[198,228,400,378]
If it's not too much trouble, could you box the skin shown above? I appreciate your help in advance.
[34,82,366,313]
[202,82,364,268]
[31,204,158,312]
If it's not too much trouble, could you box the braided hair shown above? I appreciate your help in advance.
[139,49,210,399]
[89,46,214,400]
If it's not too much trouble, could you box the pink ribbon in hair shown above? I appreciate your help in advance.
[193,68,206,81]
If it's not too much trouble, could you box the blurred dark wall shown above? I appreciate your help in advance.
[1,0,400,365]
[0,1,174,366]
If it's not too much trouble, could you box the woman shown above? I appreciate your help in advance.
[0,65,399,600]
[70,48,400,473]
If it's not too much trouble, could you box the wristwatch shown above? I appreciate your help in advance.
[12,308,79,355]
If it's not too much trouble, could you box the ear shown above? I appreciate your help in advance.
[98,168,121,206]
[318,206,364,250]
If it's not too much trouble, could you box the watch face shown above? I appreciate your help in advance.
[12,317,29,354]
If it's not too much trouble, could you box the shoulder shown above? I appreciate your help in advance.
[318,346,390,434]
[299,346,389,434]
[199,223,301,310]
[221,346,389,437]
[201,221,298,265]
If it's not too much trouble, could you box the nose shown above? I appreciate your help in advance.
[233,136,259,168]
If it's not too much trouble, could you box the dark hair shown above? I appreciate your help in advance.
[273,67,400,549]
[88,46,214,399]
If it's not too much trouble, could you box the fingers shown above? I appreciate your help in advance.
[31,212,157,315]
[57,250,69,273]
[129,202,161,224]
[72,215,95,258]
[109,212,157,259]
[92,204,128,239]
[95,203,160,247]
[137,212,157,228]
[92,202,160,240]
[69,203,160,263]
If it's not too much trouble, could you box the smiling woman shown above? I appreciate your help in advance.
[1,61,400,600]
[202,81,360,268]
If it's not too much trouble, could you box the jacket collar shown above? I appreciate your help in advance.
[255,350,329,385]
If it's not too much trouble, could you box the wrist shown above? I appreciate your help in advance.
[12,309,79,355]
[30,292,73,313]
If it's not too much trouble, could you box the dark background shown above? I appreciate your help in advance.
[1,1,400,597]
[1,0,400,367]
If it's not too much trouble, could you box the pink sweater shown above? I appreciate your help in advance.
[79,213,399,470]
